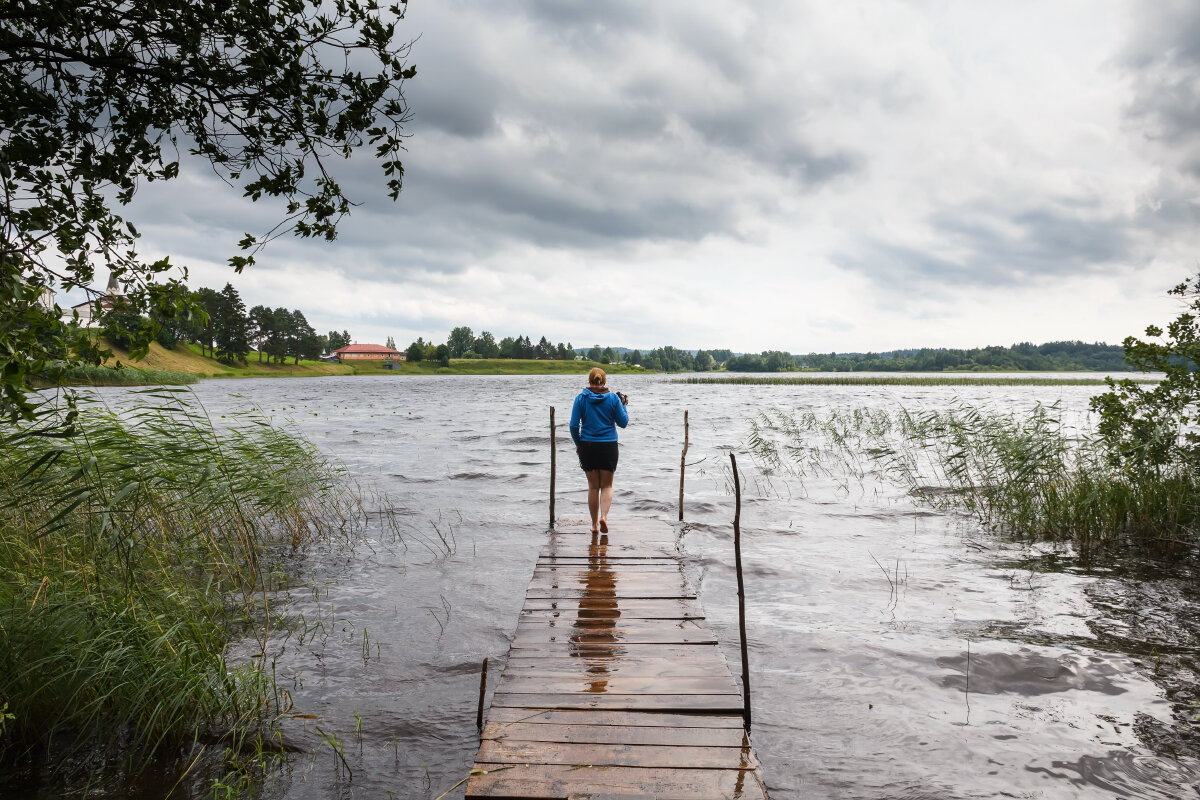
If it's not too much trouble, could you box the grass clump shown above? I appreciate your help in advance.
[749,402,1200,558]
[0,389,365,785]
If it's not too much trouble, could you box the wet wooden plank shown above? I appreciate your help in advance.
[519,603,704,620]
[510,630,717,646]
[505,644,726,660]
[495,675,740,695]
[466,763,766,799]
[477,740,759,770]
[482,722,750,748]
[501,660,733,679]
[489,693,743,712]
[483,708,748,728]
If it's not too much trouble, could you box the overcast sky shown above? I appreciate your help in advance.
[113,0,1200,353]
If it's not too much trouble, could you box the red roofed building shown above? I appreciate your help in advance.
[332,343,405,362]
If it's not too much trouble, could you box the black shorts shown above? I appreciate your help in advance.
[577,441,619,472]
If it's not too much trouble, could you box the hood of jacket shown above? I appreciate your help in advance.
[582,387,611,401]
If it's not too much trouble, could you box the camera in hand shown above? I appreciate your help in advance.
[617,392,629,406]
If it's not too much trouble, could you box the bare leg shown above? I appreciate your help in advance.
[586,470,601,533]
[598,469,614,531]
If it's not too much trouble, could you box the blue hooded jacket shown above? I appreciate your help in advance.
[570,387,628,445]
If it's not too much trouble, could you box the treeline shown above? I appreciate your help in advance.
[105,282,350,366]
[402,325,738,371]
[721,342,1130,372]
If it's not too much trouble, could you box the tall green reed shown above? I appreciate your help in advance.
[749,401,1200,557]
[0,389,366,779]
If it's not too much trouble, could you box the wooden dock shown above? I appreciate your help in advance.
[466,523,769,800]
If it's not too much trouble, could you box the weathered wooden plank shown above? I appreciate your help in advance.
[510,630,717,646]
[482,722,750,748]
[465,763,766,799]
[516,617,711,631]
[476,740,759,770]
[506,644,726,660]
[523,589,698,600]
[489,693,743,712]
[483,708,747,728]
[519,605,704,621]
[500,659,732,679]
[494,675,740,696]
[521,598,701,610]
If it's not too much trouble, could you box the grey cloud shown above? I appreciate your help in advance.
[1121,1,1200,173]
[839,201,1137,289]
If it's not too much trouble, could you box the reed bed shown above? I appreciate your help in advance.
[33,362,198,387]
[680,375,1157,387]
[0,389,369,786]
[748,402,1200,558]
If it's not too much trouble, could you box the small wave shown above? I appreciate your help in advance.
[449,472,498,481]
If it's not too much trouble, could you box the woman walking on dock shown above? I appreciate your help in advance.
[570,367,629,534]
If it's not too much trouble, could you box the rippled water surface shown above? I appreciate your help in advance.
[77,375,1200,798]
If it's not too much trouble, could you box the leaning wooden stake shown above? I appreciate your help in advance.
[549,406,556,529]
[730,451,751,728]
[476,657,489,731]
[678,409,689,521]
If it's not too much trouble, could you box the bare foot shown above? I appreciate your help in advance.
[599,519,608,533]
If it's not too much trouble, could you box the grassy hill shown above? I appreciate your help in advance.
[96,344,649,381]
[105,343,355,378]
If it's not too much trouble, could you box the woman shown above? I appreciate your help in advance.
[570,367,629,534]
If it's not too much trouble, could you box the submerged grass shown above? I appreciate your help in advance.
[749,402,1200,558]
[0,389,370,786]
[680,375,1158,386]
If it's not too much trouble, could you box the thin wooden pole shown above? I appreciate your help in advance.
[730,452,751,728]
[678,409,689,521]
[476,657,489,731]
[549,406,556,529]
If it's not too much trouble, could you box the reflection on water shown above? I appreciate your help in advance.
[26,373,1200,800]
[571,532,618,693]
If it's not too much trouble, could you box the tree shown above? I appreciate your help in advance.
[588,345,603,362]
[405,341,424,362]
[213,283,250,365]
[435,344,450,366]
[249,306,274,362]
[601,347,616,364]
[0,0,414,415]
[447,326,474,358]
[1092,274,1200,472]
[386,335,396,350]
[193,287,222,358]
[288,310,318,364]
[694,351,715,371]
[628,349,643,366]
[326,330,346,352]
[498,336,516,358]
[267,307,292,364]
[475,331,499,359]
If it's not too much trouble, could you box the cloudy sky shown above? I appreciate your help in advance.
[117,0,1200,353]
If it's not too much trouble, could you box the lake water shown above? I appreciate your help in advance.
[76,374,1200,798]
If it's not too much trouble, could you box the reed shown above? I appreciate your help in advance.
[0,389,366,785]
[679,376,1158,387]
[749,401,1200,558]
[32,362,198,386]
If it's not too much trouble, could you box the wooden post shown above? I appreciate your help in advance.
[476,657,489,731]
[678,409,689,521]
[549,406,556,529]
[730,452,751,729]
